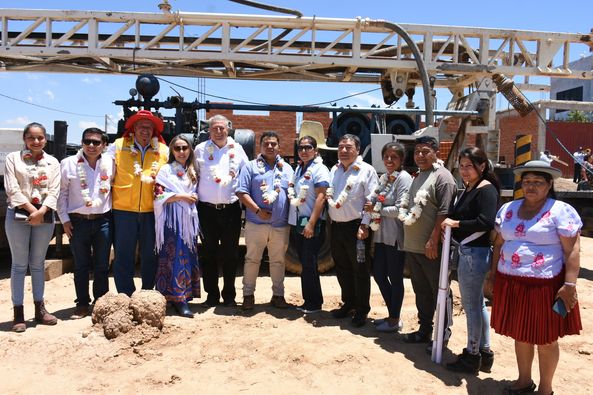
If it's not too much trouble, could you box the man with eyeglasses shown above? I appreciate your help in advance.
[236,131,294,311]
[328,134,378,327]
[107,110,169,296]
[401,136,456,353]
[194,114,249,307]
[57,128,113,319]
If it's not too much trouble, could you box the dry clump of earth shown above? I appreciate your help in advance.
[92,290,166,340]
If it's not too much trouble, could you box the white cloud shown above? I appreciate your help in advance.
[345,91,384,107]
[82,76,101,84]
[78,121,101,130]
[44,90,55,100]
[4,116,31,126]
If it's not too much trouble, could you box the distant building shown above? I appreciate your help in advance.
[550,54,593,120]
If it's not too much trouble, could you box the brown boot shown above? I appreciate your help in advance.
[12,305,26,333]
[34,301,57,325]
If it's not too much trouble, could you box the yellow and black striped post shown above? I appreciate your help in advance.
[513,135,532,199]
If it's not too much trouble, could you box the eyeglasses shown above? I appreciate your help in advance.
[298,145,314,152]
[82,139,103,146]
[263,141,278,148]
[173,145,189,152]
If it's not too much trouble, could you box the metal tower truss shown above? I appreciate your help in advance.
[0,9,592,90]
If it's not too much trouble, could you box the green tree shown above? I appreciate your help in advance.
[566,110,592,123]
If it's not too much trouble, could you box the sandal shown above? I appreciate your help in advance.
[505,381,536,395]
[403,330,431,344]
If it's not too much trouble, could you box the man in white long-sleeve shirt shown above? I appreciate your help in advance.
[327,134,378,327]
[57,128,113,319]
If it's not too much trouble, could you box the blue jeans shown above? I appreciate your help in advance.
[5,208,55,306]
[69,215,112,306]
[372,243,405,319]
[112,209,157,296]
[457,245,491,354]
[292,227,323,309]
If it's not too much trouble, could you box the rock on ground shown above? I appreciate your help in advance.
[129,290,167,329]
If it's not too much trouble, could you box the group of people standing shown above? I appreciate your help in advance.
[4,112,582,395]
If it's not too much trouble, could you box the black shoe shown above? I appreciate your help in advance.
[505,381,536,395]
[479,349,494,373]
[173,302,194,318]
[222,299,237,307]
[403,330,431,344]
[331,305,354,319]
[200,299,220,308]
[446,348,481,374]
[425,340,449,355]
[351,313,367,328]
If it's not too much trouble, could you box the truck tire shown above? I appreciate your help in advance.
[284,223,334,274]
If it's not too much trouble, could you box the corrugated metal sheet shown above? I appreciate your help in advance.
[545,122,593,178]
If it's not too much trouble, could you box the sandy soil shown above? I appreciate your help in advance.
[0,237,592,395]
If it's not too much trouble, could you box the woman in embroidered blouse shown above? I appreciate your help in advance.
[488,160,581,395]
[154,135,200,318]
[4,122,60,332]
[288,136,330,314]
[441,147,499,374]
[362,142,412,332]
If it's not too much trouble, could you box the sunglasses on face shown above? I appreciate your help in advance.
[82,139,103,146]
[173,145,189,152]
[298,145,314,152]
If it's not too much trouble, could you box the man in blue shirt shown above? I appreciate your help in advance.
[237,131,294,311]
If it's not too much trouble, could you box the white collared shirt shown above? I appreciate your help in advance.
[57,153,114,223]
[328,156,378,224]
[194,137,249,204]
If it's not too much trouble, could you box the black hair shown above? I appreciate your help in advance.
[260,131,280,144]
[81,127,108,143]
[339,134,361,150]
[23,122,47,139]
[298,135,317,149]
[381,142,406,170]
[414,136,438,151]
[459,146,501,193]
[520,171,556,199]
[168,135,197,183]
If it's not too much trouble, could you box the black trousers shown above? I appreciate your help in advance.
[574,163,582,183]
[330,220,371,315]
[197,201,242,304]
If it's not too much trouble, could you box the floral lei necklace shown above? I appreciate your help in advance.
[128,134,160,184]
[208,138,238,186]
[257,155,284,205]
[287,156,322,207]
[398,162,441,225]
[22,150,48,205]
[327,161,361,209]
[76,151,111,207]
[368,170,398,231]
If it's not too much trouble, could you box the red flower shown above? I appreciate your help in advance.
[377,195,386,203]
[78,158,84,163]
[177,171,184,177]
[514,222,526,237]
[31,197,40,204]
[511,252,521,268]
[215,178,221,184]
[533,253,545,267]
[411,171,418,178]
[208,155,214,161]
[100,175,109,181]
[304,174,311,180]
[335,203,341,209]
[229,153,235,158]
[85,201,93,207]
[505,210,513,220]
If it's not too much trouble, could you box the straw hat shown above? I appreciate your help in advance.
[513,160,562,179]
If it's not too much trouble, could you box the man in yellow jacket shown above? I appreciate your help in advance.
[107,110,169,296]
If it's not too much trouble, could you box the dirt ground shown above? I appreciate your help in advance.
[0,236,591,394]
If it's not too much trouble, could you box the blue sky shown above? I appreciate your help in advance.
[0,0,591,142]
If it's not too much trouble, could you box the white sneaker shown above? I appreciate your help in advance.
[376,319,404,333]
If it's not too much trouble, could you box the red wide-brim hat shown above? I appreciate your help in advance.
[124,110,165,143]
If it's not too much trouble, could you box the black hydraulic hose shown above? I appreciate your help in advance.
[228,0,303,17]
[367,20,434,126]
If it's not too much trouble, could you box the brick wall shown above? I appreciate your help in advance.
[205,106,331,158]
[497,109,539,166]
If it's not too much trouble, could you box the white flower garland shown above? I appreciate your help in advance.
[287,156,322,207]
[368,171,398,231]
[208,138,238,187]
[129,134,160,184]
[76,151,111,207]
[327,162,361,209]
[398,162,442,225]
[22,150,48,205]
[257,155,284,205]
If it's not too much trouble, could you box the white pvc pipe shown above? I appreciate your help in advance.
[431,225,451,364]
